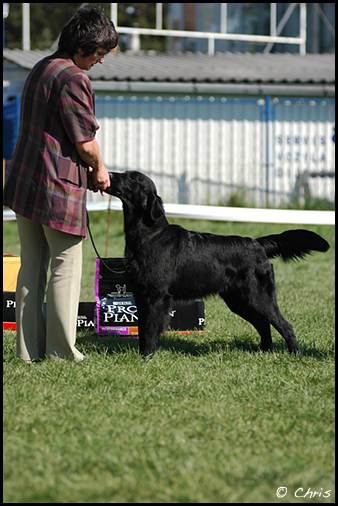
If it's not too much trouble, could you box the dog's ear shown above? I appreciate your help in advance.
[147,193,164,223]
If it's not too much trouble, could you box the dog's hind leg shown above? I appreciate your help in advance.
[254,266,300,354]
[221,294,273,351]
[248,318,272,351]
[221,264,300,354]
[268,310,300,354]
[134,293,172,358]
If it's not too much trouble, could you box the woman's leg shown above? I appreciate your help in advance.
[16,215,49,362]
[43,225,84,361]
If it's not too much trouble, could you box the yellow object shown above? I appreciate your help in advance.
[3,254,21,291]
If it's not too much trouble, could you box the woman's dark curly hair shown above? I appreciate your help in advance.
[58,7,118,56]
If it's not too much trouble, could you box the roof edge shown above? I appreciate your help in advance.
[92,81,335,97]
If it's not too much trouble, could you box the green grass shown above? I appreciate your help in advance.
[3,212,335,503]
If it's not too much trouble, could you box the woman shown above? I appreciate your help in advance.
[3,7,118,362]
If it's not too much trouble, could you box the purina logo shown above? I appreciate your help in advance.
[115,284,127,296]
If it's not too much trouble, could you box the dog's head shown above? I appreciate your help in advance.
[105,171,165,224]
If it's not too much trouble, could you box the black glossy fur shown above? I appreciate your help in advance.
[105,171,330,358]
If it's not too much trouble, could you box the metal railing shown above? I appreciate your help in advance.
[18,3,308,55]
[110,3,307,55]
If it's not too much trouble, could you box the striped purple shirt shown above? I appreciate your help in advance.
[4,52,99,237]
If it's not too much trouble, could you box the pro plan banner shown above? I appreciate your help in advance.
[95,258,205,337]
[4,260,205,337]
[3,292,16,330]
[3,292,96,332]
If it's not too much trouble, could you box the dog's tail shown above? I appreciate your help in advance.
[257,229,330,261]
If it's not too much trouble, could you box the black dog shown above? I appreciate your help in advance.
[105,171,329,358]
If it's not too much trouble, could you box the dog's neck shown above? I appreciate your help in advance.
[122,202,168,253]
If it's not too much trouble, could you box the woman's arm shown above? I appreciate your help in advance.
[75,139,110,190]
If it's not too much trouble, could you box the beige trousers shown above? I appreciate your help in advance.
[15,214,84,362]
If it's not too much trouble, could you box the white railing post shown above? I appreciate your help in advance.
[208,37,215,56]
[156,3,163,30]
[220,3,227,33]
[111,3,118,26]
[300,3,307,54]
[131,32,141,52]
[270,3,277,37]
[22,3,30,50]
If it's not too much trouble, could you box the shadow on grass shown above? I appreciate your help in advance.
[77,331,333,360]
[160,334,333,359]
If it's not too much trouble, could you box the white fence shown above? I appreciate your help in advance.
[90,95,335,209]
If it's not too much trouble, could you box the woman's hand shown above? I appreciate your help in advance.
[75,139,111,192]
[92,165,111,191]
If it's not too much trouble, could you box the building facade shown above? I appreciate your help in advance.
[3,49,335,210]
[94,93,335,207]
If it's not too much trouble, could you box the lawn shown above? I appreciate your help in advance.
[3,211,335,503]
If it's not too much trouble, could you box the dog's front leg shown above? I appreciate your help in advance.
[135,293,171,358]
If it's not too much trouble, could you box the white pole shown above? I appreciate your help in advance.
[22,3,30,50]
[208,37,215,56]
[300,3,307,54]
[270,3,277,36]
[156,3,163,30]
[111,3,118,26]
[131,33,141,52]
[220,3,227,33]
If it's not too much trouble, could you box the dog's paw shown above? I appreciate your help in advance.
[289,345,301,355]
